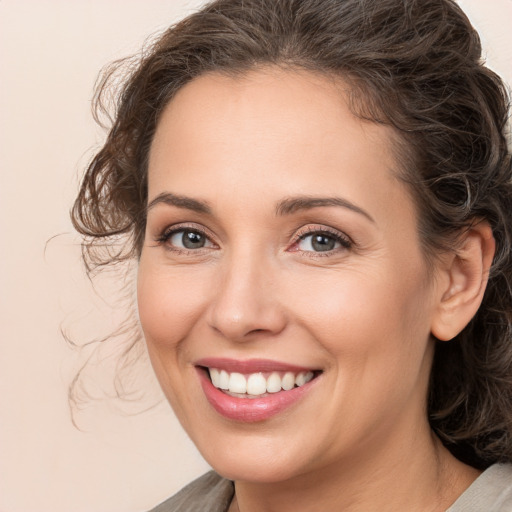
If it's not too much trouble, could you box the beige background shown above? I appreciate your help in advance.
[0,1,511,511]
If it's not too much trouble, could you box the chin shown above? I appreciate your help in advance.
[210,456,305,484]
[191,429,314,483]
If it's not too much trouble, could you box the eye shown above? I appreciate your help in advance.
[293,228,352,254]
[171,229,209,249]
[298,233,340,252]
[158,227,215,251]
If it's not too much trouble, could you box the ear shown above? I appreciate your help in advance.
[431,221,495,341]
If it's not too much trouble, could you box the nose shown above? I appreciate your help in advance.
[206,253,287,342]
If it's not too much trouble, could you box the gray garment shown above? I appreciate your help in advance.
[149,463,512,511]
[448,463,512,512]
[148,472,233,512]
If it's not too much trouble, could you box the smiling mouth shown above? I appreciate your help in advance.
[195,359,323,421]
[202,367,320,398]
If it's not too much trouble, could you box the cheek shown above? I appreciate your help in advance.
[136,261,209,351]
[286,264,432,363]
[136,261,212,420]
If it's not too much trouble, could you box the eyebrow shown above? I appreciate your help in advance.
[146,191,374,223]
[275,196,375,222]
[146,192,212,214]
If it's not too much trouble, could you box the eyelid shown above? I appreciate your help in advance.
[295,224,351,242]
[289,224,353,254]
[153,221,352,255]
[155,222,218,250]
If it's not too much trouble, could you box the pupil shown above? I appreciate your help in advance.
[182,231,205,249]
[312,234,335,252]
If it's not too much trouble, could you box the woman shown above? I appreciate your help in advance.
[72,0,512,510]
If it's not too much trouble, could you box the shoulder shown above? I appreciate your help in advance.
[448,463,512,512]
[147,471,234,512]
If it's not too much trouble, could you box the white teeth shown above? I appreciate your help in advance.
[282,372,295,391]
[210,368,220,387]
[266,372,282,393]
[228,372,247,394]
[208,368,315,396]
[295,372,307,387]
[295,371,313,387]
[219,370,229,390]
[247,373,267,395]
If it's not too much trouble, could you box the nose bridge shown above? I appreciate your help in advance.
[207,245,285,340]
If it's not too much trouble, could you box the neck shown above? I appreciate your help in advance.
[230,423,479,512]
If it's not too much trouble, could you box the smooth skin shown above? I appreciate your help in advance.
[137,68,494,511]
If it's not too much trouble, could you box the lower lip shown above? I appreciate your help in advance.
[197,368,319,423]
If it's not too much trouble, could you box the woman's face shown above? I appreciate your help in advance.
[138,68,443,482]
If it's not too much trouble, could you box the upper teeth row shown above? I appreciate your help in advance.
[208,368,314,396]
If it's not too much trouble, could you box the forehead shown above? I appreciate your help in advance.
[148,67,410,221]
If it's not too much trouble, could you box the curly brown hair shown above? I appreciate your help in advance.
[72,0,512,468]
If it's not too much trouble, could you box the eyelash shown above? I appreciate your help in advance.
[155,223,216,254]
[154,223,352,256]
[292,226,352,256]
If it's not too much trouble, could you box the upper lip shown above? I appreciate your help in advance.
[194,357,318,374]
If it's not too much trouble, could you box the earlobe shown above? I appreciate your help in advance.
[431,222,495,342]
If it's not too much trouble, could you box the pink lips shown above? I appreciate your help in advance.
[195,358,320,423]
